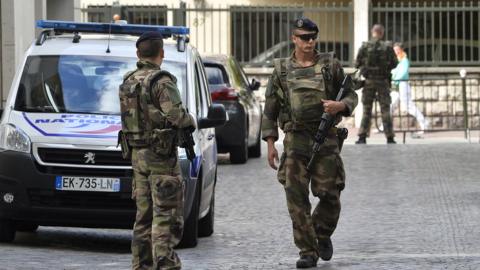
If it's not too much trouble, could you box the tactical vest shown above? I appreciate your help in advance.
[274,53,334,131]
[119,69,175,147]
[361,40,392,79]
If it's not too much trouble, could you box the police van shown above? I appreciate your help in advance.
[0,20,226,248]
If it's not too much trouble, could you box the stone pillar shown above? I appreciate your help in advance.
[354,0,370,58]
[353,0,370,128]
[1,0,36,109]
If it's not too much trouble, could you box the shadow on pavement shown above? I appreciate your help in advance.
[11,227,132,254]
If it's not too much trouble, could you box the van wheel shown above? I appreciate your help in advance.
[230,127,248,164]
[248,131,261,158]
[0,220,16,243]
[198,186,215,237]
[16,222,39,232]
[177,177,200,248]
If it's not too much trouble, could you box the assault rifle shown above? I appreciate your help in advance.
[178,127,196,162]
[306,74,352,172]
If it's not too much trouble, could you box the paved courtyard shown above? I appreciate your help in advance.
[0,142,479,269]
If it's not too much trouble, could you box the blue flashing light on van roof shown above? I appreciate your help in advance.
[36,20,189,37]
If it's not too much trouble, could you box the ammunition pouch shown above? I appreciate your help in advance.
[118,131,132,160]
[337,127,348,152]
[150,128,178,156]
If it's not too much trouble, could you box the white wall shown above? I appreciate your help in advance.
[1,0,36,108]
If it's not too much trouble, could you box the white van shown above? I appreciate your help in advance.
[0,20,226,248]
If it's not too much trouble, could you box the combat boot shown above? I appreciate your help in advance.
[318,238,333,261]
[355,136,366,144]
[387,137,396,144]
[296,255,318,268]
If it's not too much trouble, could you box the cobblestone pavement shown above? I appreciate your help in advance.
[1,143,480,270]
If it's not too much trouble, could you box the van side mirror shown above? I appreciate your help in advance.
[250,78,261,91]
[198,104,227,129]
[0,109,3,118]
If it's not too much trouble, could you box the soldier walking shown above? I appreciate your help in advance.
[262,18,357,268]
[119,32,196,270]
[355,24,398,144]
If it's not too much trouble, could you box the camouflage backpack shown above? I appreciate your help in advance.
[274,52,335,129]
[362,40,393,79]
[119,69,178,157]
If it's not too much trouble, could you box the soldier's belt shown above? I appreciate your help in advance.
[284,122,337,135]
[128,139,150,147]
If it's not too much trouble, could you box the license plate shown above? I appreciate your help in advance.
[55,176,120,192]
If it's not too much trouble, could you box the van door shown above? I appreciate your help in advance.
[194,55,216,212]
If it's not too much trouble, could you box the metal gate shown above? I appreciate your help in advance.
[371,1,480,66]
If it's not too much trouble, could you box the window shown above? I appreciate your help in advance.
[226,58,249,90]
[234,58,251,89]
[195,57,210,115]
[194,63,203,117]
[205,64,230,92]
[14,55,186,114]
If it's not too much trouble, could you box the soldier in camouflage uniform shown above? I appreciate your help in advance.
[119,32,195,270]
[355,24,398,144]
[262,18,358,268]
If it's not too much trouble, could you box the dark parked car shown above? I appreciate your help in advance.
[203,55,262,164]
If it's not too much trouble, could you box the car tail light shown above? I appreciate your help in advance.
[211,87,238,101]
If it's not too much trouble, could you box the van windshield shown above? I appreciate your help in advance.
[14,55,186,115]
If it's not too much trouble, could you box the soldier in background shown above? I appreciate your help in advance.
[119,31,195,270]
[262,18,357,268]
[355,24,398,144]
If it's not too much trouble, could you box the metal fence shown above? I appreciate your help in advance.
[81,2,354,65]
[81,2,480,67]
[371,1,480,66]
[371,75,480,141]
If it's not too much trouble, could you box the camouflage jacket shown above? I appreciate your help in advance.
[355,38,398,80]
[261,51,358,142]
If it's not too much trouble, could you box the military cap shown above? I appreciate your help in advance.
[293,17,319,33]
[136,31,164,48]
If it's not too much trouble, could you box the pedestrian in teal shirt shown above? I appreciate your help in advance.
[391,43,429,135]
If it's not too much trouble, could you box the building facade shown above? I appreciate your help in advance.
[79,0,480,68]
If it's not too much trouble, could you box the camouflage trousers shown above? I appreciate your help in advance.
[278,131,345,258]
[358,79,395,138]
[131,148,184,270]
